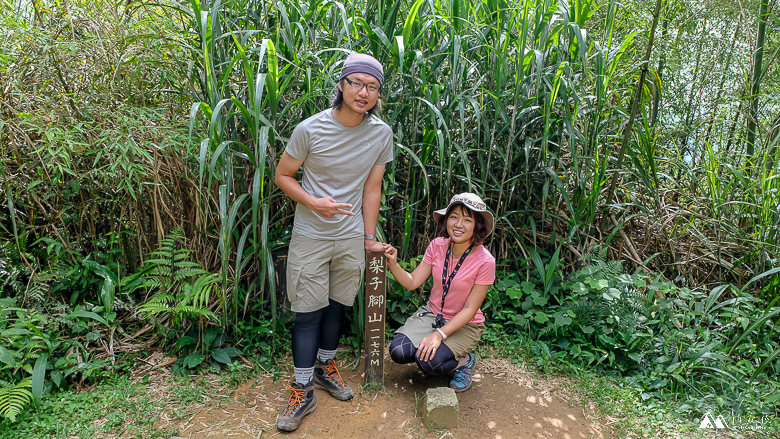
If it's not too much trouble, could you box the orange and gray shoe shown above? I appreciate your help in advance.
[276,380,317,431]
[313,359,354,400]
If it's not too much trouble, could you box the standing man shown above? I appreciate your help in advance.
[274,53,392,432]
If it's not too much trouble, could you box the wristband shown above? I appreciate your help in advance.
[435,328,447,340]
[364,234,377,240]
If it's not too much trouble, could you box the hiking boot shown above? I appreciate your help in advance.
[449,353,476,393]
[276,380,317,431]
[313,359,354,401]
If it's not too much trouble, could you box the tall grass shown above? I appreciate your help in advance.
[165,0,780,331]
[2,0,777,343]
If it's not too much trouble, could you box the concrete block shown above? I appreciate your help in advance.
[424,387,459,429]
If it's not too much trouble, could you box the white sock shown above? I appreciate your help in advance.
[317,349,337,363]
[294,367,313,384]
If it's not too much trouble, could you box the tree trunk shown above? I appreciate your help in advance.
[746,0,770,159]
[704,24,740,148]
[764,111,780,174]
[681,22,706,168]
[651,8,669,128]
[602,0,664,223]
[725,102,742,154]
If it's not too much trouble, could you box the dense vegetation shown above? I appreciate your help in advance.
[1,0,778,435]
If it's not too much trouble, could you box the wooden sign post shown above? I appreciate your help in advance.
[364,251,387,387]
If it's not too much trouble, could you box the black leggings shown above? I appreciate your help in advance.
[388,333,459,375]
[291,299,345,368]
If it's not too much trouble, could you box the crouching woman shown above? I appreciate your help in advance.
[383,193,496,392]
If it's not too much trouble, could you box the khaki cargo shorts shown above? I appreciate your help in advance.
[286,231,365,313]
[397,304,485,359]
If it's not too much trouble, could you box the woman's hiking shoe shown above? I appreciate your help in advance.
[276,380,317,431]
[449,353,476,393]
[313,359,354,400]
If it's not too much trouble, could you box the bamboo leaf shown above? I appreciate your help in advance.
[728,307,780,354]
[402,0,426,48]
[63,310,109,327]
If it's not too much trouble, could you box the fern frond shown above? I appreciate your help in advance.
[172,305,217,321]
[0,377,33,422]
[137,303,173,315]
[174,267,210,281]
[145,258,174,267]
[152,267,173,277]
[136,227,219,330]
[185,274,219,307]
[143,292,176,304]
[174,261,204,268]
[150,245,175,255]
[173,252,191,261]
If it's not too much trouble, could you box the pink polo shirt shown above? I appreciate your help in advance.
[423,237,496,323]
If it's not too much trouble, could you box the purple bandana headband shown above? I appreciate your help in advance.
[339,53,384,85]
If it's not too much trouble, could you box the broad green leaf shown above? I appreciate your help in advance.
[176,336,197,350]
[63,310,109,327]
[32,354,47,405]
[532,293,548,306]
[506,285,523,301]
[533,312,549,324]
[602,288,622,301]
[211,348,238,365]
[0,346,15,366]
[186,353,206,369]
[520,281,536,294]
[51,370,63,388]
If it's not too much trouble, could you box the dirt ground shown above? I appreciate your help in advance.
[156,354,613,439]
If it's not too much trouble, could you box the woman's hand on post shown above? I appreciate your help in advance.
[383,244,398,267]
[382,245,431,291]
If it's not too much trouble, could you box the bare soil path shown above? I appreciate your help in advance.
[158,355,611,439]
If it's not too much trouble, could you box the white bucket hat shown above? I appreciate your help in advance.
[433,192,495,237]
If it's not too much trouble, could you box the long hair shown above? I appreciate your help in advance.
[435,203,489,245]
[331,79,382,116]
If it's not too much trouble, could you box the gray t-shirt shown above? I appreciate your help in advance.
[285,108,393,239]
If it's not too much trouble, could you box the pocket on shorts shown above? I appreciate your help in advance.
[329,238,365,305]
[332,264,363,306]
[286,258,303,305]
[287,257,331,311]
